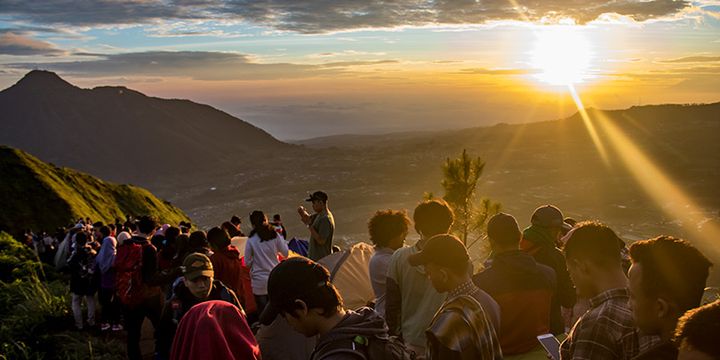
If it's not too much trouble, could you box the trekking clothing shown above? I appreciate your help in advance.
[98,286,121,326]
[210,244,245,300]
[170,300,260,360]
[631,340,677,360]
[473,250,557,355]
[97,236,117,289]
[426,281,502,360]
[310,307,390,360]
[71,293,96,329]
[256,315,317,360]
[369,247,394,317]
[157,280,241,359]
[68,244,98,296]
[118,235,163,360]
[521,224,576,334]
[125,293,163,360]
[308,209,335,261]
[245,232,289,295]
[386,244,446,350]
[560,288,645,360]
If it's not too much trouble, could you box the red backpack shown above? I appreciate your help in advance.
[114,241,153,307]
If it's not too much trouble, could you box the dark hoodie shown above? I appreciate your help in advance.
[473,250,557,355]
[311,307,389,360]
[520,225,577,334]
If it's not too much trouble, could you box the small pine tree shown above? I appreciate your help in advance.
[440,149,501,253]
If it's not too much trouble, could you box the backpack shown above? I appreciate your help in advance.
[114,241,151,307]
[316,334,416,360]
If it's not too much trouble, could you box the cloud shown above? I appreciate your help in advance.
[458,67,537,75]
[319,60,399,68]
[0,32,65,56]
[661,55,720,63]
[0,0,692,33]
[5,51,399,80]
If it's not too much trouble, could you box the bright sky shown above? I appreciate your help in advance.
[1,1,719,139]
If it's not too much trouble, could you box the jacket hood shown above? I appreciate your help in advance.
[219,245,241,259]
[492,250,542,275]
[316,307,388,349]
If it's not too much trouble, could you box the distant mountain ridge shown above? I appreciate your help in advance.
[0,70,292,185]
[0,145,190,238]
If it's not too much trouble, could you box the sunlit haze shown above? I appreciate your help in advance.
[1,1,718,139]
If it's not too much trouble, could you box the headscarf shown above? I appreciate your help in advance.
[116,231,131,246]
[170,300,260,360]
[96,236,117,274]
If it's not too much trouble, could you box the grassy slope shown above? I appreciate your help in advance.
[0,146,189,236]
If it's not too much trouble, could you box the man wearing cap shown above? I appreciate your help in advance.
[156,252,242,360]
[299,191,335,261]
[260,257,390,360]
[521,205,577,335]
[409,234,502,360]
[473,213,557,356]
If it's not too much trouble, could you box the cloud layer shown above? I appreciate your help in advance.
[0,0,692,33]
[0,31,65,56]
[6,51,401,80]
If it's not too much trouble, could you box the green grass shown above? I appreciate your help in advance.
[0,145,190,237]
[0,233,125,360]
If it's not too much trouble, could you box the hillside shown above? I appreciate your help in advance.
[0,70,293,185]
[177,102,720,247]
[0,145,189,237]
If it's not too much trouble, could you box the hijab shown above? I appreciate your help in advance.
[170,300,260,360]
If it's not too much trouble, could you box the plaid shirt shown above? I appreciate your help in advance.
[426,280,503,360]
[560,288,643,360]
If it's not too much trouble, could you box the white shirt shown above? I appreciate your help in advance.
[245,232,289,295]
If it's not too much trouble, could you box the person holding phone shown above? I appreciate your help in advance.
[298,191,334,261]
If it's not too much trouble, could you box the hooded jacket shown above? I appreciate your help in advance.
[520,225,576,334]
[210,245,245,301]
[473,250,557,355]
[311,307,389,360]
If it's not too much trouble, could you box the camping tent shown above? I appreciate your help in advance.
[318,242,375,310]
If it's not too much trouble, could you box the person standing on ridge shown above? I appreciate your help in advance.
[298,191,334,261]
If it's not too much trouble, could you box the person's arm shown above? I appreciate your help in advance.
[554,250,577,308]
[385,255,402,336]
[244,238,254,269]
[560,318,618,360]
[277,234,289,258]
[142,244,162,286]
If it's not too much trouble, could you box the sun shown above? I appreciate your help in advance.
[531,27,593,86]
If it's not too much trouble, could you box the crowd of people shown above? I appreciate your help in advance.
[27,190,719,360]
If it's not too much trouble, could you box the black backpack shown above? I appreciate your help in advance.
[314,334,416,360]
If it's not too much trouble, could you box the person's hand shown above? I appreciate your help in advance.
[297,206,311,224]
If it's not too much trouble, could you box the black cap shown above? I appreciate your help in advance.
[531,205,564,228]
[259,257,332,325]
[487,213,521,243]
[305,191,328,202]
[407,234,469,271]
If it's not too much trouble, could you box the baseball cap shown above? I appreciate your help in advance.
[305,191,328,202]
[259,257,333,325]
[183,253,214,281]
[487,213,521,243]
[407,234,469,272]
[530,205,565,228]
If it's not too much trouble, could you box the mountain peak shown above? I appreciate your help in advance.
[12,70,77,91]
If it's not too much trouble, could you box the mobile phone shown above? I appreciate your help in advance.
[537,333,561,360]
